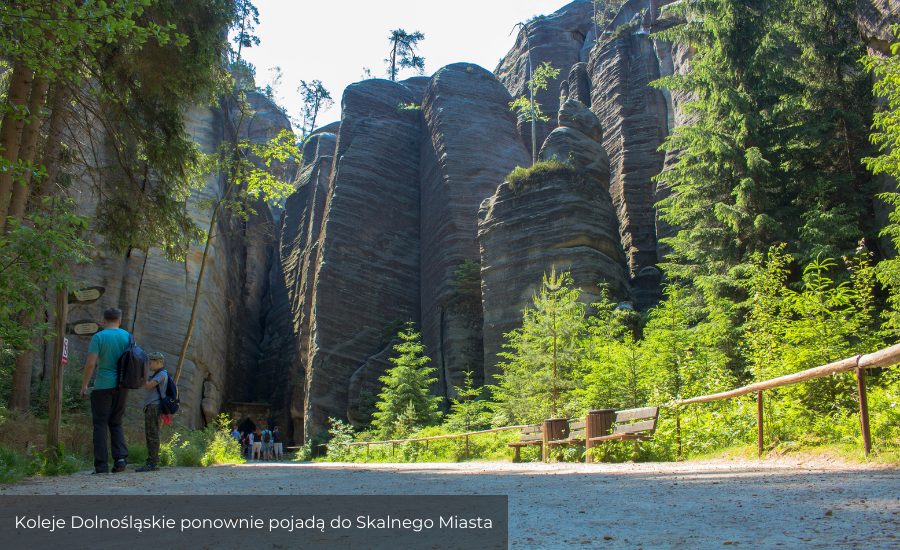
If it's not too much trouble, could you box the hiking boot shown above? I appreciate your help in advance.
[112,459,127,473]
[135,463,159,472]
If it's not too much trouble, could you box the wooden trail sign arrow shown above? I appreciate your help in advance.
[67,286,105,305]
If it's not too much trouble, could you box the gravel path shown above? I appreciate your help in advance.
[2,457,899,549]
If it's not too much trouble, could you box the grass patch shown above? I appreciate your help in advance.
[506,158,581,191]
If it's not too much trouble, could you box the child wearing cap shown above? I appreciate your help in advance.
[136,352,168,472]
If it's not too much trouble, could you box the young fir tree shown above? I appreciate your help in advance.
[446,370,492,432]
[495,269,586,422]
[372,325,442,438]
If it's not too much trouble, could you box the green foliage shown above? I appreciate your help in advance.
[324,417,354,462]
[449,259,481,314]
[508,61,560,124]
[159,413,242,467]
[397,102,421,112]
[494,270,587,423]
[386,29,425,81]
[298,80,333,137]
[864,24,900,182]
[446,371,493,433]
[653,0,872,311]
[506,158,579,191]
[0,199,91,348]
[372,325,442,439]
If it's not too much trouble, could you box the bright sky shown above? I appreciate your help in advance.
[241,0,573,130]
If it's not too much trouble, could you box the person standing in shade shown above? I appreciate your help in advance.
[246,430,255,461]
[80,307,132,474]
[252,427,262,461]
[272,426,283,461]
[136,352,167,472]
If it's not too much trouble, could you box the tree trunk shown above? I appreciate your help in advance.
[7,314,36,412]
[0,62,35,232]
[6,75,50,222]
[36,85,69,202]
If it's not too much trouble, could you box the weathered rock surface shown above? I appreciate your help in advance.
[301,79,423,439]
[857,0,900,54]
[540,98,609,187]
[419,63,531,398]
[59,88,291,428]
[478,171,630,381]
[588,22,670,278]
[346,339,400,427]
[496,1,595,157]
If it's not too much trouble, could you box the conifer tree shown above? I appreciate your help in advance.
[372,325,442,438]
[385,30,425,82]
[495,269,586,421]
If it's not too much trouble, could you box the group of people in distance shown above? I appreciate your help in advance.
[232,425,283,461]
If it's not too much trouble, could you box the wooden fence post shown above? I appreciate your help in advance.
[47,285,67,456]
[857,366,872,456]
[757,391,764,458]
[465,434,469,459]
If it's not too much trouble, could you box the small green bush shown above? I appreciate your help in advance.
[506,158,580,191]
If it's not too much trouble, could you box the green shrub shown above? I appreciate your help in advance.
[506,158,581,191]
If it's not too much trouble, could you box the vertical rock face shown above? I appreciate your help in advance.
[302,79,423,438]
[478,171,631,380]
[259,131,336,442]
[479,97,629,379]
[588,26,669,279]
[346,339,401,427]
[419,63,531,398]
[60,87,291,428]
[495,0,595,156]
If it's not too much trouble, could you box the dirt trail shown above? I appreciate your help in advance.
[2,458,898,549]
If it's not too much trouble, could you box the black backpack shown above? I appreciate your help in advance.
[116,333,147,390]
[263,430,271,443]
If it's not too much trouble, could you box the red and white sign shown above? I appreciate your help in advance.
[61,338,68,367]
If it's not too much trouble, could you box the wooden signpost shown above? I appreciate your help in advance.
[47,286,106,454]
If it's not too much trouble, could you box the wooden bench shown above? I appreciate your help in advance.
[506,423,543,462]
[588,406,659,444]
[547,417,586,446]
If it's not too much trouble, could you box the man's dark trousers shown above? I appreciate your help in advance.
[90,388,129,471]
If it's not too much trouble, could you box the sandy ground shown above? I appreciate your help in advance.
[2,457,899,549]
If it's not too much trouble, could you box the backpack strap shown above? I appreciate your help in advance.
[155,368,168,400]
[116,332,135,388]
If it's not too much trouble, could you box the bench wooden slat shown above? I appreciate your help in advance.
[613,419,656,434]
[587,433,653,443]
[520,433,544,442]
[507,440,542,447]
[568,430,585,439]
[521,425,543,434]
[569,421,586,431]
[615,406,659,423]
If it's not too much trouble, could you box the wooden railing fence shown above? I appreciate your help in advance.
[674,342,900,457]
[312,343,900,461]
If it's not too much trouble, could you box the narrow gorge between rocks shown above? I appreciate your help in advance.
[41,0,900,446]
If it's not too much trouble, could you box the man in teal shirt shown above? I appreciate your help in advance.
[80,307,132,474]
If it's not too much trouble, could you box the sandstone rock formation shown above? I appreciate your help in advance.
[496,1,595,157]
[59,87,291,429]
[301,79,423,439]
[347,339,401,427]
[419,63,531,398]
[479,97,630,378]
